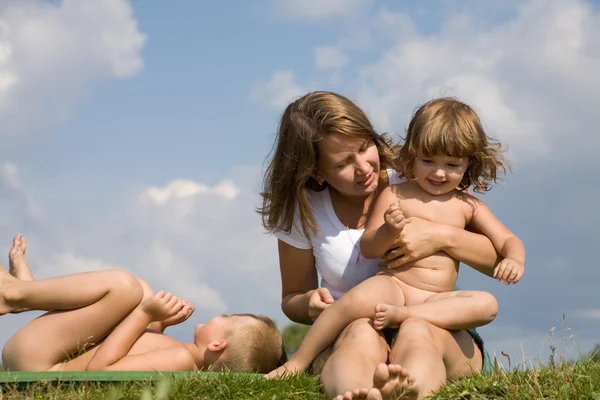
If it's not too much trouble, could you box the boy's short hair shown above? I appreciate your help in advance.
[217,314,285,373]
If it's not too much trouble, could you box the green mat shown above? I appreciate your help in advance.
[0,371,259,383]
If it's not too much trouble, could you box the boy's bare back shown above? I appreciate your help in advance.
[380,181,479,294]
[50,329,190,371]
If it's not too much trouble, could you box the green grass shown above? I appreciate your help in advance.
[1,360,599,399]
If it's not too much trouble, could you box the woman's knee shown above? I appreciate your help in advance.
[394,317,438,343]
[319,319,388,374]
[337,319,382,344]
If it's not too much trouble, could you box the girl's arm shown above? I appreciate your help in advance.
[469,199,526,282]
[360,186,402,259]
[278,240,334,324]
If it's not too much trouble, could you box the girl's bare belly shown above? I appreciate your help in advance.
[50,329,184,371]
[377,252,459,305]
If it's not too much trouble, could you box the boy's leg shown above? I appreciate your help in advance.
[374,290,498,331]
[268,275,405,376]
[1,240,143,370]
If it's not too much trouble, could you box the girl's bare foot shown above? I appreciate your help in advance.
[263,359,306,379]
[372,363,419,400]
[0,264,20,315]
[373,304,404,330]
[9,234,34,281]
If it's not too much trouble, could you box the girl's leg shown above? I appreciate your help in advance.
[1,261,143,370]
[316,319,389,399]
[372,318,483,400]
[267,275,405,376]
[374,290,498,331]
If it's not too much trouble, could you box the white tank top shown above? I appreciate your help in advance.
[274,169,404,299]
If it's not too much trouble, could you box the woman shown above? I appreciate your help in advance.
[259,91,498,399]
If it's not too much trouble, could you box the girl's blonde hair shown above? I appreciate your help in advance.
[398,97,507,193]
[259,91,399,239]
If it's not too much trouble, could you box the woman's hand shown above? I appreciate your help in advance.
[308,287,334,322]
[381,217,448,269]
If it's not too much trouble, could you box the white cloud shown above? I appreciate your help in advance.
[314,46,349,69]
[0,0,145,136]
[355,0,600,159]
[0,168,286,352]
[0,161,42,219]
[576,309,600,320]
[271,0,373,22]
[142,179,240,206]
[251,70,306,110]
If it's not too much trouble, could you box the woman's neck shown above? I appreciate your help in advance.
[329,187,376,230]
[329,172,389,230]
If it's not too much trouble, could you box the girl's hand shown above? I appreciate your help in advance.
[141,291,185,322]
[384,203,406,235]
[381,217,446,269]
[493,258,524,284]
[308,287,334,322]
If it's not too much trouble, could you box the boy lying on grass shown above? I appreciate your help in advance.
[0,234,284,373]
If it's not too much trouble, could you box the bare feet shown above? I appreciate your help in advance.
[9,234,34,281]
[263,359,306,379]
[333,364,419,400]
[160,299,195,330]
[373,304,404,330]
[373,363,419,400]
[0,264,19,315]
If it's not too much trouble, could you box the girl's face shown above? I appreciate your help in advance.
[412,154,469,195]
[315,132,380,198]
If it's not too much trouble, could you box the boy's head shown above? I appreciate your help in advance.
[194,313,284,373]
[398,97,507,193]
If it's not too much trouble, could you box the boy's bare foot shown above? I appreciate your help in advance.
[9,234,34,281]
[373,304,404,330]
[160,300,195,330]
[0,264,20,315]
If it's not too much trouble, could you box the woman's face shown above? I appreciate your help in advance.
[315,132,380,198]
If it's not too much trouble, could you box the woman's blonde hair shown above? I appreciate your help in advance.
[398,97,507,193]
[259,91,399,239]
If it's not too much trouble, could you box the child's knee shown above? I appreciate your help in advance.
[477,292,498,323]
[107,269,143,305]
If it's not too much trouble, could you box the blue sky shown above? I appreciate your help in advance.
[1,0,599,368]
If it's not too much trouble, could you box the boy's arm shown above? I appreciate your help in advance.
[91,346,196,372]
[86,308,155,370]
[87,291,185,370]
[361,187,402,259]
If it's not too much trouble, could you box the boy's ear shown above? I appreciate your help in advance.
[208,340,228,353]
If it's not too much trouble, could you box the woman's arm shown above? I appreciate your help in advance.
[278,240,334,324]
[381,217,501,277]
